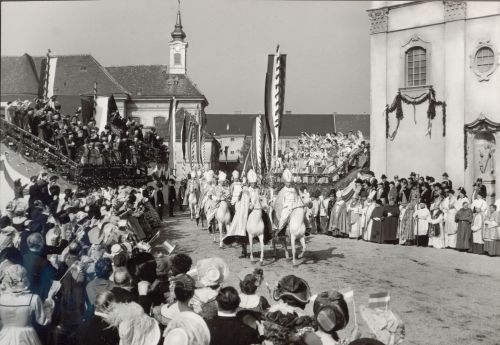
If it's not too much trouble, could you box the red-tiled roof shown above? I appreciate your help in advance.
[106,65,206,100]
[205,114,370,138]
[1,54,41,100]
[53,55,128,97]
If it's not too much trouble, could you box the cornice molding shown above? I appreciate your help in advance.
[444,1,467,22]
[368,8,389,34]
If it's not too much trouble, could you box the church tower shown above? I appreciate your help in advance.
[168,8,187,75]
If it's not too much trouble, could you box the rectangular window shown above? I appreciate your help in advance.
[406,47,427,87]
[230,151,235,154]
[174,53,181,65]
[132,117,141,124]
[230,137,235,142]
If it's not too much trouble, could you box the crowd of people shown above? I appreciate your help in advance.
[4,98,168,166]
[0,164,406,345]
[301,171,500,256]
[276,131,367,176]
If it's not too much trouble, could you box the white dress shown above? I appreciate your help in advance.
[0,293,50,345]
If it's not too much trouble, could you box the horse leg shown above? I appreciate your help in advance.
[290,234,297,266]
[219,223,224,248]
[248,233,254,261]
[298,236,306,259]
[213,221,219,243]
[283,236,290,260]
[258,234,264,265]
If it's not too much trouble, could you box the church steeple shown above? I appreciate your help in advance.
[171,10,186,41]
[168,3,188,74]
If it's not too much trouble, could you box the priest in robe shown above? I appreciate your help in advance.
[455,201,473,251]
[369,199,385,243]
[380,197,400,243]
[328,191,350,237]
[484,204,500,256]
[413,202,431,247]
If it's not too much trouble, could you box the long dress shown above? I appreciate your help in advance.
[369,206,385,243]
[455,208,473,250]
[348,202,363,238]
[363,202,376,241]
[328,200,350,236]
[428,209,445,249]
[381,204,400,243]
[470,212,484,254]
[484,210,500,256]
[399,200,418,245]
[223,187,250,245]
[0,293,51,345]
[442,196,458,248]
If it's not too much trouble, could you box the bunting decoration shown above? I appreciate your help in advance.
[252,114,264,174]
[264,45,287,171]
[43,49,51,101]
[385,87,446,141]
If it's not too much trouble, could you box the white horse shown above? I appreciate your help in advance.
[273,195,308,266]
[214,200,231,248]
[246,207,266,264]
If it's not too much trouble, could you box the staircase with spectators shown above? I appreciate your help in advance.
[0,117,149,187]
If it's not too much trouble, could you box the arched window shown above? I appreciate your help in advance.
[406,46,427,87]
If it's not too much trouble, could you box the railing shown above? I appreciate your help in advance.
[271,145,369,186]
[0,117,150,186]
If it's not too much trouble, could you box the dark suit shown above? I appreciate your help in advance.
[168,185,176,217]
[156,189,165,220]
[78,314,120,345]
[206,315,260,345]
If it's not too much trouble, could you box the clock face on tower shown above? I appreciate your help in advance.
[174,45,181,52]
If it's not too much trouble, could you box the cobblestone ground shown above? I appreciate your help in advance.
[154,212,500,345]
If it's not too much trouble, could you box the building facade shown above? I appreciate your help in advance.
[368,1,500,198]
[1,9,217,174]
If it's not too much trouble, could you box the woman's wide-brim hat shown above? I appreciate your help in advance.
[197,257,229,287]
[273,275,311,304]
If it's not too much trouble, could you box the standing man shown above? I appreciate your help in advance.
[155,182,165,220]
[442,172,453,190]
[168,178,177,217]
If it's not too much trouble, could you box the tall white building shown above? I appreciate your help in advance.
[369,1,500,197]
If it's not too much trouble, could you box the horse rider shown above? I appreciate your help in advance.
[229,170,243,217]
[198,170,215,227]
[206,171,230,233]
[274,169,311,236]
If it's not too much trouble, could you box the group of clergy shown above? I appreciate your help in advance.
[182,167,500,257]
[304,171,500,256]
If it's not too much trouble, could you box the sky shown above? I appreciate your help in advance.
[1,0,371,114]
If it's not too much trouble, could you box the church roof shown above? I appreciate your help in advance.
[106,65,206,100]
[53,55,128,96]
[1,54,42,100]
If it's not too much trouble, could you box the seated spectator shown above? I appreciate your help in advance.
[78,291,120,345]
[206,286,260,345]
[163,311,211,345]
[158,273,196,326]
[86,257,115,307]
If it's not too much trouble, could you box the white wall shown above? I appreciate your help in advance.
[369,1,500,192]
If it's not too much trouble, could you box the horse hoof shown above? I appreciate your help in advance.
[298,252,305,259]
